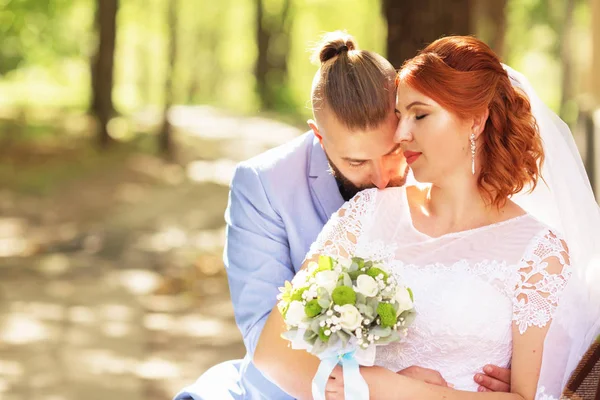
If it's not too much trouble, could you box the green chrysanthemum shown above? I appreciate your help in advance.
[304,299,323,317]
[377,302,397,328]
[332,286,357,306]
[366,267,389,281]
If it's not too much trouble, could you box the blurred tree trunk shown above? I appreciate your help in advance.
[383,0,472,69]
[559,0,577,123]
[159,0,178,158]
[255,0,293,110]
[591,0,600,105]
[589,0,600,198]
[472,0,507,58]
[137,0,151,107]
[91,0,118,148]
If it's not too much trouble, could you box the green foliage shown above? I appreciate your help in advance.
[291,287,308,302]
[0,0,589,120]
[366,267,388,281]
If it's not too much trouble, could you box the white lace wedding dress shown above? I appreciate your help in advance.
[307,186,572,392]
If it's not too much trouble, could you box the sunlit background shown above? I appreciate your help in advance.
[0,0,599,399]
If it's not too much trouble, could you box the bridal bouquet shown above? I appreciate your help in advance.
[277,255,416,400]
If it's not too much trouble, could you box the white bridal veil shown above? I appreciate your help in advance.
[506,65,600,398]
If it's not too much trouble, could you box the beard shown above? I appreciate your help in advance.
[326,154,409,201]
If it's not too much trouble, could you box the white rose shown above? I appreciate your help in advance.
[285,301,306,326]
[355,275,379,297]
[291,269,309,287]
[394,288,414,316]
[337,257,352,269]
[315,270,339,293]
[338,304,363,331]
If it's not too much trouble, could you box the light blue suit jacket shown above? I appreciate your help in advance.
[225,131,344,399]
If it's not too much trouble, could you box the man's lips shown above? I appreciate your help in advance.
[404,151,422,164]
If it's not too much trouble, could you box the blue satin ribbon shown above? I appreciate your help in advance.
[312,351,370,400]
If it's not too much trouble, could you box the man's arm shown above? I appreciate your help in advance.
[225,164,294,356]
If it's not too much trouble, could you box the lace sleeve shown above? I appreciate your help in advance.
[305,189,378,261]
[513,229,572,335]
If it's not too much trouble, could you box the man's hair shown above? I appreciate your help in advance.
[310,31,396,131]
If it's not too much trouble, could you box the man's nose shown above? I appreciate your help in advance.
[372,163,391,189]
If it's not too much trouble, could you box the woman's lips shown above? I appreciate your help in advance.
[404,151,422,165]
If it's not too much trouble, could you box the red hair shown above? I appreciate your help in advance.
[397,36,543,207]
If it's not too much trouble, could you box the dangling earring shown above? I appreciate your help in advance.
[470,133,476,175]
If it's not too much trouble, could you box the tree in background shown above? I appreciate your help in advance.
[91,0,119,148]
[559,0,577,123]
[383,0,472,69]
[255,0,294,111]
[473,0,508,58]
[593,0,600,107]
[159,0,179,158]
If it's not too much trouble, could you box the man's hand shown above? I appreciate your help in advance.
[474,364,511,392]
[397,365,452,387]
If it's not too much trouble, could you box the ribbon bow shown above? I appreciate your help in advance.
[312,350,370,400]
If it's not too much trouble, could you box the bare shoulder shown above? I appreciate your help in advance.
[498,199,528,221]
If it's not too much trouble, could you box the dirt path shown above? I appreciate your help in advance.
[0,107,302,399]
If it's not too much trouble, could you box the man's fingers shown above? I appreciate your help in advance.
[483,365,511,384]
[474,373,511,393]
[398,366,448,387]
[325,378,343,392]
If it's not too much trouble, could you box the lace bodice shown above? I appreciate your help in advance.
[307,187,571,392]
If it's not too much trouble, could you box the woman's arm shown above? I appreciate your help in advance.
[253,190,374,399]
[372,307,550,400]
[254,300,321,399]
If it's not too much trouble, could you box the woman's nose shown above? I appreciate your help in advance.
[394,120,413,143]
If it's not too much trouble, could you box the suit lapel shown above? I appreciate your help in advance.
[308,135,345,222]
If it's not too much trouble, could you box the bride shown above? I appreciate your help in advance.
[253,36,600,399]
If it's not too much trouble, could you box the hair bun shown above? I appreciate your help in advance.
[311,31,358,64]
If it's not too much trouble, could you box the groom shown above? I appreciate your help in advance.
[175,33,510,400]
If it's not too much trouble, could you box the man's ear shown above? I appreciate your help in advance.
[307,119,323,144]
[471,109,490,138]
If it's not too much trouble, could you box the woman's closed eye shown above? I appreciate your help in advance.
[415,114,428,121]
